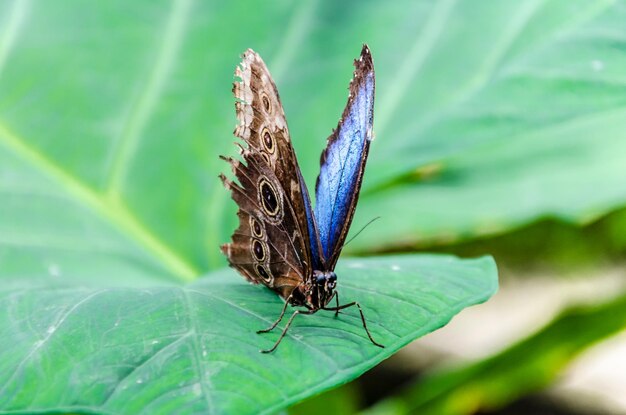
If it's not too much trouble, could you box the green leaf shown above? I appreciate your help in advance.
[290,381,361,415]
[352,0,626,249]
[354,107,626,250]
[2,1,625,278]
[0,255,497,414]
[362,289,626,415]
[0,3,500,413]
[423,206,626,272]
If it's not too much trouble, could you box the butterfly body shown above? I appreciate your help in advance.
[221,45,382,352]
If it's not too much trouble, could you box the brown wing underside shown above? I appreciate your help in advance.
[220,49,313,301]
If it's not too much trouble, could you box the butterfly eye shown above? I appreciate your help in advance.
[250,217,264,238]
[261,94,271,113]
[251,239,265,261]
[255,264,272,283]
[258,178,280,217]
[261,128,275,153]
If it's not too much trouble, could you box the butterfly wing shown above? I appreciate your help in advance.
[313,45,375,269]
[221,49,315,302]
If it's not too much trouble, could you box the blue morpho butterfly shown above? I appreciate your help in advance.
[220,45,383,353]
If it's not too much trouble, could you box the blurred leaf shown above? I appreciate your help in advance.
[354,0,626,249]
[2,1,626,277]
[0,255,496,414]
[419,206,626,274]
[289,381,361,415]
[362,290,626,415]
[356,105,626,250]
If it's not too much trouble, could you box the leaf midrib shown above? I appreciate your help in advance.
[0,0,200,282]
[0,121,198,282]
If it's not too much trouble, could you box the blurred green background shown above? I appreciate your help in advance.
[1,0,625,413]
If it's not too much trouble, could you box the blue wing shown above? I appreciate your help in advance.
[298,169,324,271]
[310,45,375,269]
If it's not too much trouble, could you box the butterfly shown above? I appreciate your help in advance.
[220,44,383,353]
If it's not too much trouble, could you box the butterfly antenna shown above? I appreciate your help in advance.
[342,216,381,249]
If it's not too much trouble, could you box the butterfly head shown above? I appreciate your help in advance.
[307,270,337,309]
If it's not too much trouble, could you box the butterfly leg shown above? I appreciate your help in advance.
[323,302,384,349]
[260,309,316,353]
[327,291,340,317]
[257,297,291,334]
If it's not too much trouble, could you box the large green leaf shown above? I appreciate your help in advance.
[362,289,626,415]
[355,107,626,250]
[0,255,497,414]
[0,3,501,413]
[354,0,626,249]
[1,1,625,277]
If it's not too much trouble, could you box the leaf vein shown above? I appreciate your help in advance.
[0,120,198,281]
[102,331,194,406]
[182,289,215,414]
[0,289,108,397]
[376,0,457,135]
[0,0,28,77]
[105,0,194,196]
[189,288,339,369]
[269,0,318,82]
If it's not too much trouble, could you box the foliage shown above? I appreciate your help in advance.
[0,256,496,414]
[1,0,625,413]
[363,292,626,415]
